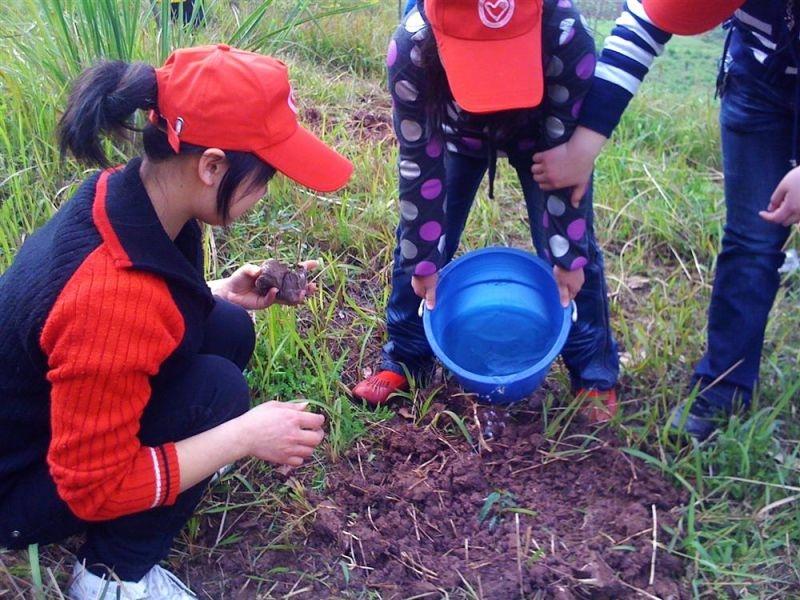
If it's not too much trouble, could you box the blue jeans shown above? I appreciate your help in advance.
[691,73,794,411]
[382,151,619,392]
[0,299,254,581]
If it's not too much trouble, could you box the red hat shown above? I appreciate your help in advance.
[152,44,352,192]
[425,0,544,113]
[642,0,743,35]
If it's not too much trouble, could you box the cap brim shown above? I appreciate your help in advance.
[643,0,743,35]
[256,125,353,193]
[433,27,543,113]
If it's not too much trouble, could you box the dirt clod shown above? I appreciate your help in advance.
[254,259,307,304]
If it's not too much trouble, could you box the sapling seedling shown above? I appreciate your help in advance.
[478,490,532,531]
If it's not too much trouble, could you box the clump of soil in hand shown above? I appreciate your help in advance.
[254,259,307,304]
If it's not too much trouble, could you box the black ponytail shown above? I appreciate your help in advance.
[58,61,157,166]
[58,60,275,223]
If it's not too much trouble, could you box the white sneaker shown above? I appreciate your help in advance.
[68,562,197,600]
[140,565,197,599]
[68,562,146,600]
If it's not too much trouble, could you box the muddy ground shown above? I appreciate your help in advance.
[3,291,693,599]
[179,386,690,599]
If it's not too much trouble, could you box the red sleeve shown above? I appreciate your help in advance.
[40,245,185,521]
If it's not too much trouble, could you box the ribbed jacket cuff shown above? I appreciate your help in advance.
[158,442,181,506]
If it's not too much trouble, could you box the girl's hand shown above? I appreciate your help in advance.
[412,272,439,310]
[238,401,325,467]
[532,126,608,207]
[554,265,585,307]
[211,260,319,310]
[760,167,800,226]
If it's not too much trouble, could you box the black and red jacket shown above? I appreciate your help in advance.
[0,158,215,520]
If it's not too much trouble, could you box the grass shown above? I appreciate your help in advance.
[1,0,799,597]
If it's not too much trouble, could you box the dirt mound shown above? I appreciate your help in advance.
[301,94,393,145]
[183,393,690,598]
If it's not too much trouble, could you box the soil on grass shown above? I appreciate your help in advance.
[182,389,690,599]
[301,92,394,146]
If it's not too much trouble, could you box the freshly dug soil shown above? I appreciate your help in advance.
[183,392,690,599]
[254,259,307,304]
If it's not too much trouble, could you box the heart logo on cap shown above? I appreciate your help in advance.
[478,0,514,28]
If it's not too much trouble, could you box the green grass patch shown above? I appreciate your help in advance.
[1,0,798,597]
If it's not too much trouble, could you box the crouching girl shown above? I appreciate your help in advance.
[0,45,352,598]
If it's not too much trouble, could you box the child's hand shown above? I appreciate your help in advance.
[532,126,607,207]
[554,265,585,307]
[239,401,325,467]
[760,167,800,227]
[412,273,439,310]
[216,263,276,310]
[213,260,319,310]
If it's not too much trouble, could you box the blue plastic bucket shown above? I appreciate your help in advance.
[423,247,572,404]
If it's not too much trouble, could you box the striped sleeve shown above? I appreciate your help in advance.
[578,0,673,137]
[40,245,185,521]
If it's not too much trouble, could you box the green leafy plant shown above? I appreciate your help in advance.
[478,491,536,531]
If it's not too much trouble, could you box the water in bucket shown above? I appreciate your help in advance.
[440,305,552,377]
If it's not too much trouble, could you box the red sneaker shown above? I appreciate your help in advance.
[577,388,618,424]
[352,371,409,406]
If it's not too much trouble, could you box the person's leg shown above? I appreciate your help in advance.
[689,74,792,414]
[1,298,254,585]
[514,165,619,393]
[170,0,202,26]
[189,0,205,26]
[77,299,255,579]
[0,353,252,583]
[380,151,488,378]
[169,0,183,22]
[78,353,251,581]
[201,297,257,371]
[0,463,85,550]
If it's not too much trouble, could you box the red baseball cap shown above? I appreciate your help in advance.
[425,0,544,113]
[153,44,352,192]
[642,0,743,35]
